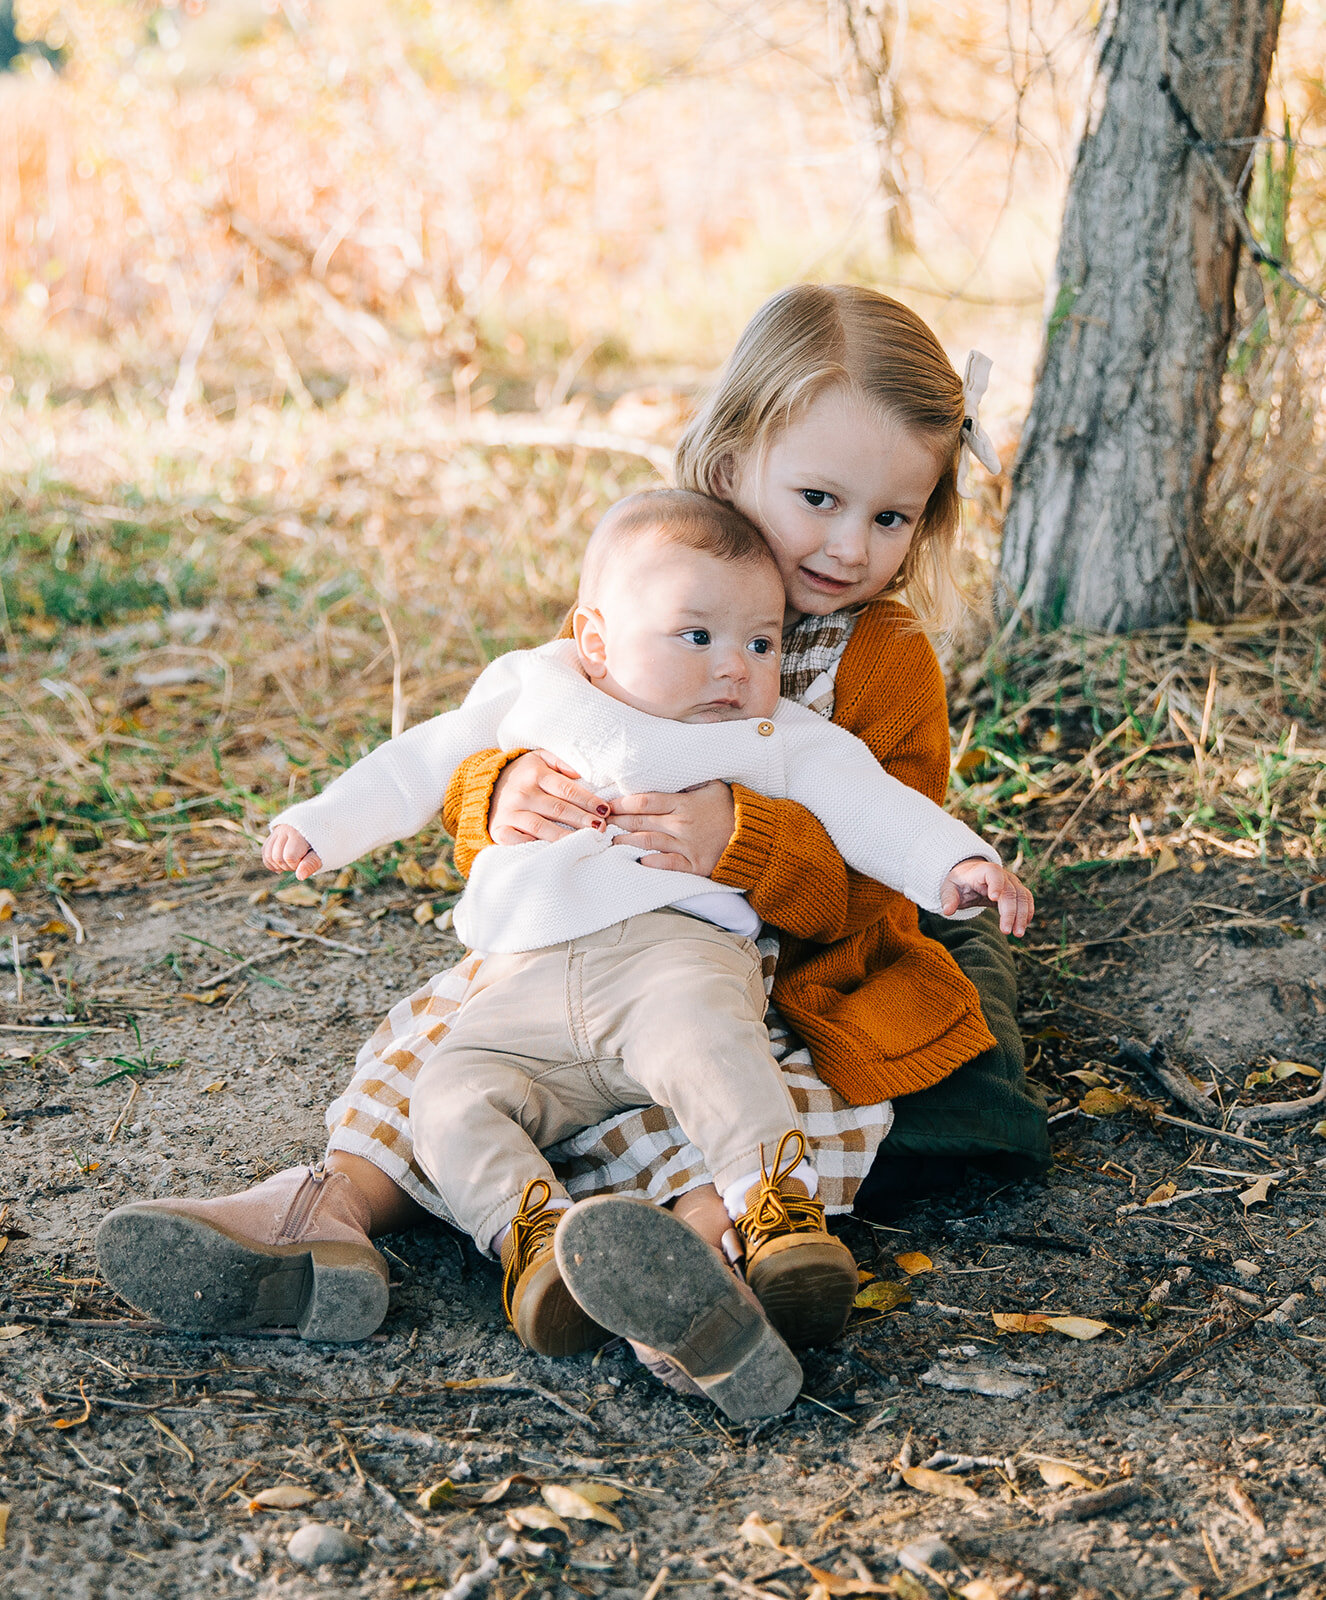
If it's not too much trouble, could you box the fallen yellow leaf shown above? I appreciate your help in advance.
[0,888,15,920]
[147,899,181,913]
[894,1252,933,1276]
[564,1482,622,1505]
[993,1312,1114,1340]
[275,884,321,907]
[182,988,227,1006]
[35,952,55,971]
[248,1484,319,1512]
[1034,1460,1093,1489]
[959,1583,1001,1600]
[1144,1182,1177,1206]
[1080,1087,1131,1115]
[852,1279,911,1313]
[397,859,427,889]
[37,919,70,938]
[739,1511,783,1549]
[0,1325,27,1341]
[0,1502,8,1549]
[1311,1119,1326,1137]
[541,1484,623,1530]
[1239,1177,1278,1210]
[901,1467,979,1502]
[202,1081,227,1094]
[412,900,437,925]
[507,1504,569,1535]
[953,746,991,777]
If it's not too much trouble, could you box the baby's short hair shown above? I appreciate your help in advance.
[579,489,775,602]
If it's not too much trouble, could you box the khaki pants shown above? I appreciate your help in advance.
[409,911,803,1251]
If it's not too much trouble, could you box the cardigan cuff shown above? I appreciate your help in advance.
[711,782,781,894]
[442,748,529,878]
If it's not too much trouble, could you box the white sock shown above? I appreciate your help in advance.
[722,1160,817,1223]
[491,1195,570,1259]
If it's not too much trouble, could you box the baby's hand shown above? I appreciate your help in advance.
[940,857,1034,937]
[263,824,322,880]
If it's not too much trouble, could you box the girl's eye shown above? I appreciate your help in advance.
[747,637,774,656]
[800,489,836,509]
[875,510,908,530]
[680,628,711,647]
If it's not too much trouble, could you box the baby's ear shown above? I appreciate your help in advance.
[572,605,609,680]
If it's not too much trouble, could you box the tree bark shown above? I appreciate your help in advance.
[999,0,1282,632]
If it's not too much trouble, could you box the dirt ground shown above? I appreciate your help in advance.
[2,855,1324,1600]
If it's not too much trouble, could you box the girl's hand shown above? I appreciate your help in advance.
[940,858,1034,937]
[489,749,610,845]
[609,782,736,876]
[263,824,322,880]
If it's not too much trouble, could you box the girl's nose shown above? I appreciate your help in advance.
[823,518,870,568]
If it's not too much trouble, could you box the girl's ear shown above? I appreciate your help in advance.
[712,453,737,497]
[572,605,609,680]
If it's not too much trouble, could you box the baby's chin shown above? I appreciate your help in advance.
[679,703,776,724]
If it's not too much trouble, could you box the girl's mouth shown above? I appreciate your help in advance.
[798,567,855,593]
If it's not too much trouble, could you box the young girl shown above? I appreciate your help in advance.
[95,284,1048,1366]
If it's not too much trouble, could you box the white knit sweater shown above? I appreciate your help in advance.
[273,640,998,953]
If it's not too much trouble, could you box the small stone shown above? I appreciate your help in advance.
[1232,1259,1260,1279]
[899,1536,957,1575]
[286,1523,363,1568]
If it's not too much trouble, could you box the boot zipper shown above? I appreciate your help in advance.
[278,1165,327,1242]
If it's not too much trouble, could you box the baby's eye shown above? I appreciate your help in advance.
[800,489,836,509]
[679,628,711,647]
[747,637,775,656]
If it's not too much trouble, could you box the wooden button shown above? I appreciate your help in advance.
[756,720,775,737]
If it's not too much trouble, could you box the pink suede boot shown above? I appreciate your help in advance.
[96,1165,389,1342]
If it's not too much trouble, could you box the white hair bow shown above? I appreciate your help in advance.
[956,350,1001,499]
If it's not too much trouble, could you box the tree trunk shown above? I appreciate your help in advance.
[998,0,1282,632]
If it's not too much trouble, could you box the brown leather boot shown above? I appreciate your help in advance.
[95,1165,389,1342]
[501,1179,604,1357]
[737,1130,858,1348]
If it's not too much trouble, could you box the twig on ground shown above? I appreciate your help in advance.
[1152,1112,1270,1152]
[1099,1278,1314,1400]
[1116,1184,1241,1217]
[442,1378,597,1431]
[107,1079,140,1142]
[1040,1479,1145,1523]
[53,895,86,945]
[255,913,368,954]
[1117,1037,1217,1124]
[1231,1076,1326,1127]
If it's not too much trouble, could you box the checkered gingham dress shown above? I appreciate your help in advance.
[324,609,893,1227]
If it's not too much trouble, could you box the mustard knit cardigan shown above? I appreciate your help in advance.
[442,598,997,1106]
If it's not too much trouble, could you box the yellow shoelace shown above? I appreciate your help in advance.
[500,1177,561,1325]
[736,1129,827,1251]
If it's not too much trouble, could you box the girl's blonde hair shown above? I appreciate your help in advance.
[674,283,967,635]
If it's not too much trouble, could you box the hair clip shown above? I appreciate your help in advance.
[957,351,1001,499]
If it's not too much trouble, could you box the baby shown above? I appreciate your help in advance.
[264,490,1031,1400]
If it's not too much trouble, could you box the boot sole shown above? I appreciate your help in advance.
[95,1205,389,1342]
[745,1233,858,1348]
[553,1197,802,1423]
